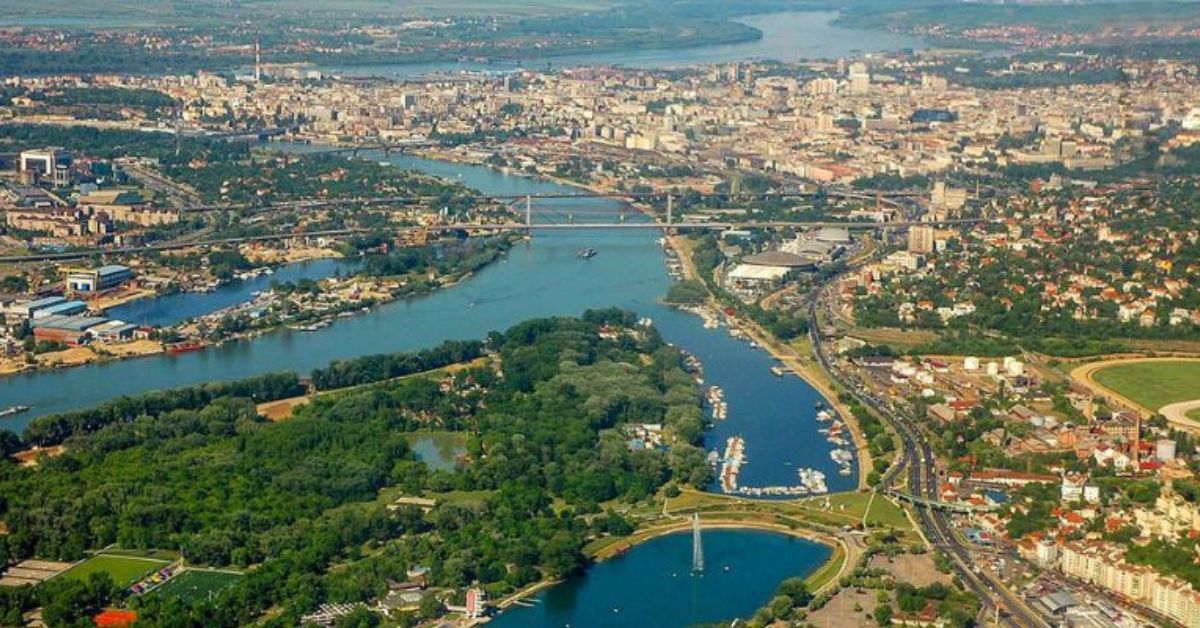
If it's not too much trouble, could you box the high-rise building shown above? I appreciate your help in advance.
[908,225,935,254]
[848,62,870,94]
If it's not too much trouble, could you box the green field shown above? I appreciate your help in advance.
[151,569,242,602]
[1092,360,1200,410]
[58,554,169,588]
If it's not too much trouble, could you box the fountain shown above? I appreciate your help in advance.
[691,513,704,573]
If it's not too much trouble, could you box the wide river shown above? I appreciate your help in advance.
[1,150,849,624]
[326,11,925,79]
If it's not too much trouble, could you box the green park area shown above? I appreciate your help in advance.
[151,569,242,603]
[1092,360,1200,410]
[58,554,170,588]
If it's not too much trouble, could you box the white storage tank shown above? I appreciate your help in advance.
[1007,361,1025,376]
[964,356,980,371]
[986,361,1000,376]
[1157,439,1178,462]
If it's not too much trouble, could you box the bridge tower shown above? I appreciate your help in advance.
[525,195,532,237]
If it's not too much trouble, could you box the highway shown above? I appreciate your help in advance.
[804,262,1049,627]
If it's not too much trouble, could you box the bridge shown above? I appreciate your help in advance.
[0,215,983,263]
[303,141,438,156]
[175,188,926,215]
[887,489,998,514]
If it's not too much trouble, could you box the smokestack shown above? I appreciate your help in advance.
[254,38,261,83]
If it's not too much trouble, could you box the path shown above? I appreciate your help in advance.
[1070,357,1200,428]
[1160,399,1200,431]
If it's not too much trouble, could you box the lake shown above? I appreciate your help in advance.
[490,528,830,628]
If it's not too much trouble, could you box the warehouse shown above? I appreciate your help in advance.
[64,264,134,293]
[31,300,88,320]
[33,316,109,346]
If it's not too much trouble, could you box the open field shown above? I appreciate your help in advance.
[1089,359,1200,410]
[152,569,242,602]
[58,554,169,588]
[868,552,950,588]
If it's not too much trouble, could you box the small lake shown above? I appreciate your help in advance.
[325,11,926,79]
[406,432,467,472]
[490,528,830,628]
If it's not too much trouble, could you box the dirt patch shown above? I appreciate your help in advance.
[257,396,312,421]
[11,445,65,468]
[808,588,887,628]
[93,339,163,357]
[868,553,950,588]
[37,347,97,368]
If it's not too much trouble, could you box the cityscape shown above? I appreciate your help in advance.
[0,0,1198,626]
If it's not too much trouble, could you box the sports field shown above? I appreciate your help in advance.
[58,554,169,588]
[1091,360,1200,410]
[152,569,242,602]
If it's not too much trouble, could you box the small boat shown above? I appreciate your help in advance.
[166,342,205,354]
[0,405,30,418]
[577,247,597,259]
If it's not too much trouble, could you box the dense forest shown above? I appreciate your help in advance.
[0,311,712,625]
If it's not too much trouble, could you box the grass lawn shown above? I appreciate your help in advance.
[58,554,169,588]
[152,569,242,602]
[1092,360,1200,410]
[791,492,912,531]
[1189,408,1200,422]
[803,542,846,592]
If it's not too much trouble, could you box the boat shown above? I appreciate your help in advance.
[166,342,206,354]
[770,366,785,377]
[576,247,597,259]
[0,405,30,418]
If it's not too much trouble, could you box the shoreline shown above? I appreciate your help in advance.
[662,233,874,491]
[0,245,508,382]
[492,517,844,618]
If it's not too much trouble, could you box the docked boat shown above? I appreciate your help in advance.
[166,342,206,354]
[0,405,30,418]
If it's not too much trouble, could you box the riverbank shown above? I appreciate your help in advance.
[0,242,509,381]
[664,234,874,491]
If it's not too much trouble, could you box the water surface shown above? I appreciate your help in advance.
[327,11,925,79]
[490,529,830,628]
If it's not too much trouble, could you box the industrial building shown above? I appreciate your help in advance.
[19,147,71,187]
[31,300,88,320]
[64,265,134,293]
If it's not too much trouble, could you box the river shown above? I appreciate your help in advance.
[1,149,857,494]
[1,149,854,621]
[325,11,926,79]
[105,258,361,328]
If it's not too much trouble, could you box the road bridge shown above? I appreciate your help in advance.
[175,188,927,214]
[887,489,998,514]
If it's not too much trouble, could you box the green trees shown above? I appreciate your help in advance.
[0,312,703,623]
[665,280,708,305]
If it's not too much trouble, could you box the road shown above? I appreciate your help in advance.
[804,257,1049,627]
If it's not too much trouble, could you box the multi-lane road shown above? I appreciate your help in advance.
[805,266,1049,627]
